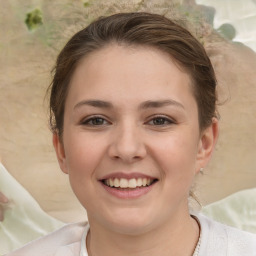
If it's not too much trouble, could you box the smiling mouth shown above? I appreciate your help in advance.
[101,178,158,189]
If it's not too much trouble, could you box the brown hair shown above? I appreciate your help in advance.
[49,12,217,136]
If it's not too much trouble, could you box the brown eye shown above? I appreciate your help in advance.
[147,116,174,126]
[153,118,167,125]
[82,117,109,126]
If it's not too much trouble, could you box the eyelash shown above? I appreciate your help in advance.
[146,115,176,126]
[81,115,111,126]
[80,115,175,127]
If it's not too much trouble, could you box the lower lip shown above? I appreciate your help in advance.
[101,182,156,199]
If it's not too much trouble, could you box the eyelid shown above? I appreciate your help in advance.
[145,114,176,125]
[80,115,112,126]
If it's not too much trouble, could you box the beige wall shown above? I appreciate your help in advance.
[0,0,255,222]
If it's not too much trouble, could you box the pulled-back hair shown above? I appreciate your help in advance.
[49,12,217,136]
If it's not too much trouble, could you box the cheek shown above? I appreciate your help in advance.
[63,131,106,178]
[151,132,199,179]
[63,132,107,207]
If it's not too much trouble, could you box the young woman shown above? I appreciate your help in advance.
[6,12,256,256]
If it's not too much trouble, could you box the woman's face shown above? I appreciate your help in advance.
[54,44,217,234]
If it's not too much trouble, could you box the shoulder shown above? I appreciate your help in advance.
[196,214,256,256]
[4,222,88,256]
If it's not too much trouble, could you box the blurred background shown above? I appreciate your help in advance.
[0,0,255,224]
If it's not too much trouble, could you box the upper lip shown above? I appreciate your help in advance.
[99,172,158,181]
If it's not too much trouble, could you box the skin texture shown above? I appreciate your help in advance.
[53,44,218,256]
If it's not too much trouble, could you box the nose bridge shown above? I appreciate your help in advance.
[109,119,146,162]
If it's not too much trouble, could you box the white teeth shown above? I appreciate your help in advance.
[109,179,114,187]
[114,178,119,187]
[104,177,155,188]
[137,178,143,186]
[128,178,137,188]
[120,178,128,188]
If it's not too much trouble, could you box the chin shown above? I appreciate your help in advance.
[101,208,156,235]
[109,220,152,236]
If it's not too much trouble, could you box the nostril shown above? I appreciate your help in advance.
[107,133,147,162]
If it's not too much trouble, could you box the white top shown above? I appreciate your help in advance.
[5,214,256,256]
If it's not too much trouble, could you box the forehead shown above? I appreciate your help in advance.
[67,44,195,107]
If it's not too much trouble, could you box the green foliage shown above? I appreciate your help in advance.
[83,0,90,8]
[217,23,236,40]
[25,8,43,31]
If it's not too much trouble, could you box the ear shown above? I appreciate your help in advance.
[196,118,219,173]
[53,133,68,174]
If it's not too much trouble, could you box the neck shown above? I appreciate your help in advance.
[86,211,200,256]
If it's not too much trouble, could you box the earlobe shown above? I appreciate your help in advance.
[53,133,68,174]
[196,118,219,172]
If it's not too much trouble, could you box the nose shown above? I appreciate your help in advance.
[108,123,147,163]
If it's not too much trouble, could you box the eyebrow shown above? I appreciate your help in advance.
[74,100,113,110]
[74,99,184,110]
[139,99,184,110]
